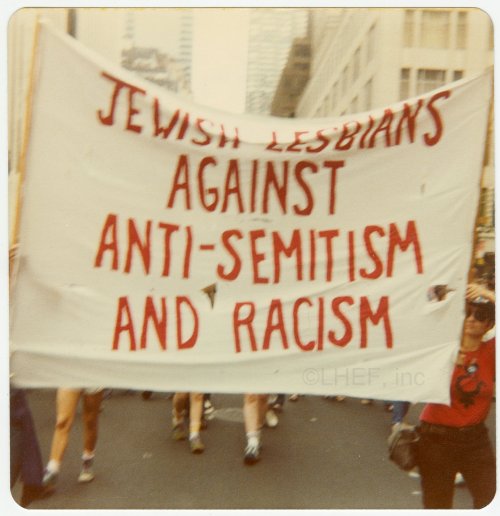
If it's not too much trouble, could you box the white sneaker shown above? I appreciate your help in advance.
[78,459,95,483]
[265,409,279,428]
[203,399,215,415]
[455,472,466,486]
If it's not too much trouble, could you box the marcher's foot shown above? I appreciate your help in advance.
[78,458,95,483]
[455,472,466,486]
[265,408,279,428]
[172,422,188,441]
[335,395,346,402]
[203,399,215,415]
[42,469,58,490]
[288,394,299,401]
[408,468,420,479]
[190,435,205,454]
[360,398,373,405]
[272,402,283,412]
[244,442,261,465]
[141,390,152,400]
[20,483,54,507]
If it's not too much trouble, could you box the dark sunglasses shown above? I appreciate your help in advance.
[465,306,490,322]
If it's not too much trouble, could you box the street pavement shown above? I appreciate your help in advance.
[9,389,496,510]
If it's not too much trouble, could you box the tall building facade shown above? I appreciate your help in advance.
[120,11,191,95]
[296,8,493,118]
[245,9,308,115]
[8,9,68,177]
[295,7,494,257]
[270,37,311,117]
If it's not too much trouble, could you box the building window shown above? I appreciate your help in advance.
[456,11,467,49]
[400,68,411,100]
[416,69,446,95]
[364,78,373,110]
[420,10,450,48]
[404,10,415,47]
[367,24,375,63]
[453,70,464,81]
[353,47,361,82]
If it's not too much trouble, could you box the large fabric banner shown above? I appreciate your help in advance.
[10,23,491,402]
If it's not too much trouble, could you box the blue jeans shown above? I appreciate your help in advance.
[10,388,44,488]
[391,401,410,425]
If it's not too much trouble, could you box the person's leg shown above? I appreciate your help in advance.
[171,392,189,440]
[10,389,44,488]
[10,388,27,488]
[274,394,285,410]
[391,401,410,425]
[418,433,457,508]
[243,394,268,464]
[188,393,205,453]
[47,389,81,468]
[43,388,81,487]
[82,390,103,456]
[78,390,103,483]
[458,430,496,509]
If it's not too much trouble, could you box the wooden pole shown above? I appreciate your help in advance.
[467,72,494,284]
[10,16,42,248]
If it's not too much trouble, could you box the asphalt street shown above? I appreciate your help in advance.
[9,389,496,510]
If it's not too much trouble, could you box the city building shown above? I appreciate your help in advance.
[296,8,493,118]
[120,10,193,94]
[245,9,308,115]
[120,11,191,96]
[294,7,494,254]
[8,9,68,176]
[270,37,311,117]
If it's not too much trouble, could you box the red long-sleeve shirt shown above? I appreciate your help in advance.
[420,339,495,427]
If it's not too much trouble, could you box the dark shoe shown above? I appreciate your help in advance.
[172,422,188,441]
[141,391,153,400]
[190,435,205,454]
[243,443,261,465]
[272,402,283,412]
[20,483,54,507]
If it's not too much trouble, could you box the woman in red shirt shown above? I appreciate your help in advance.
[418,294,496,508]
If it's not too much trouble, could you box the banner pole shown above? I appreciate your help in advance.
[467,72,494,284]
[10,16,42,249]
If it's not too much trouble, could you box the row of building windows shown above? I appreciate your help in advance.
[314,65,465,118]
[313,22,376,117]
[400,68,463,100]
[403,9,467,49]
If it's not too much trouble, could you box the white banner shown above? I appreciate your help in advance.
[10,22,491,402]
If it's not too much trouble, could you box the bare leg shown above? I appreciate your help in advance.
[189,393,203,435]
[48,389,81,467]
[172,392,189,423]
[243,393,268,433]
[188,393,205,453]
[243,394,268,464]
[171,393,189,441]
[82,391,103,456]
